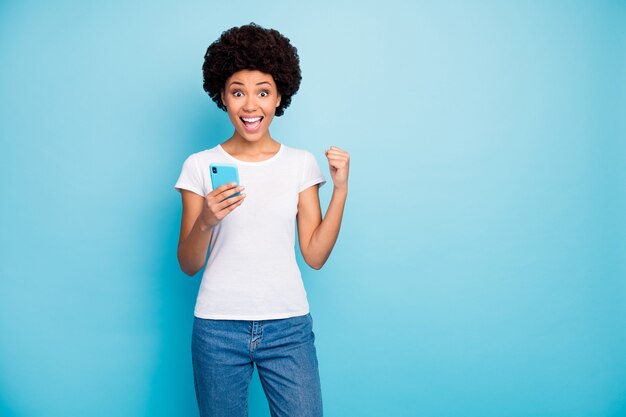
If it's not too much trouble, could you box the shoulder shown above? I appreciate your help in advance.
[191,145,222,161]
[180,145,222,166]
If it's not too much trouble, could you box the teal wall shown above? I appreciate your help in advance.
[1,1,624,416]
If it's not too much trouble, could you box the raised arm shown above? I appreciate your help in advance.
[297,147,350,270]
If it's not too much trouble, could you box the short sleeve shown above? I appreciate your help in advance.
[298,151,326,192]
[174,153,204,196]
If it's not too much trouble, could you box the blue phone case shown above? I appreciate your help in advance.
[209,163,240,198]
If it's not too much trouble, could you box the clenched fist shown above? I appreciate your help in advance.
[324,146,350,190]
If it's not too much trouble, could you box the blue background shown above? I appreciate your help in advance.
[1,1,625,416]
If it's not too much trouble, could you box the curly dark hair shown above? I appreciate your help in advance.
[202,23,302,117]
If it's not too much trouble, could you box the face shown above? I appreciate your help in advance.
[221,69,282,143]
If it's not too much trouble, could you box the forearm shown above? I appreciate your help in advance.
[177,217,213,276]
[305,186,348,269]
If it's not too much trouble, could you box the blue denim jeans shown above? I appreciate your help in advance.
[191,313,323,417]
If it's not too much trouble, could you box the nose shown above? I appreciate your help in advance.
[243,95,257,112]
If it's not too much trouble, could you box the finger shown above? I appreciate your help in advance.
[326,150,349,158]
[217,197,244,218]
[226,198,244,213]
[328,162,348,170]
[208,182,240,198]
[326,152,349,159]
[326,155,349,163]
[215,192,246,211]
[327,149,348,158]
[212,185,245,203]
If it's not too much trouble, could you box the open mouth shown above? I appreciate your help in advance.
[240,116,263,131]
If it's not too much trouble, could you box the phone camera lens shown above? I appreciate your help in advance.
[212,167,217,174]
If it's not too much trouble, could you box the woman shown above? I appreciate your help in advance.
[175,22,349,417]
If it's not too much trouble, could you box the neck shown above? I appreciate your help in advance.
[225,132,279,154]
[222,132,281,162]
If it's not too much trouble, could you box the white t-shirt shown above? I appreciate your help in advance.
[174,143,326,320]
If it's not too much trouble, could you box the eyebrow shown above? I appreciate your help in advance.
[228,81,272,87]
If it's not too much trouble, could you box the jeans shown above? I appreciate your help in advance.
[191,313,323,417]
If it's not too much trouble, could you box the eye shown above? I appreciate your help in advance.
[232,90,243,97]
[259,90,269,97]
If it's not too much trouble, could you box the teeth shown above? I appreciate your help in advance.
[242,116,262,123]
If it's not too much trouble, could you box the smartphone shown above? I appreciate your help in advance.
[209,163,240,198]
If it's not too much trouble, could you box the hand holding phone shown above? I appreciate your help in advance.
[198,164,245,228]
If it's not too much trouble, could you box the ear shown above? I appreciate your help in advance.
[276,93,281,108]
